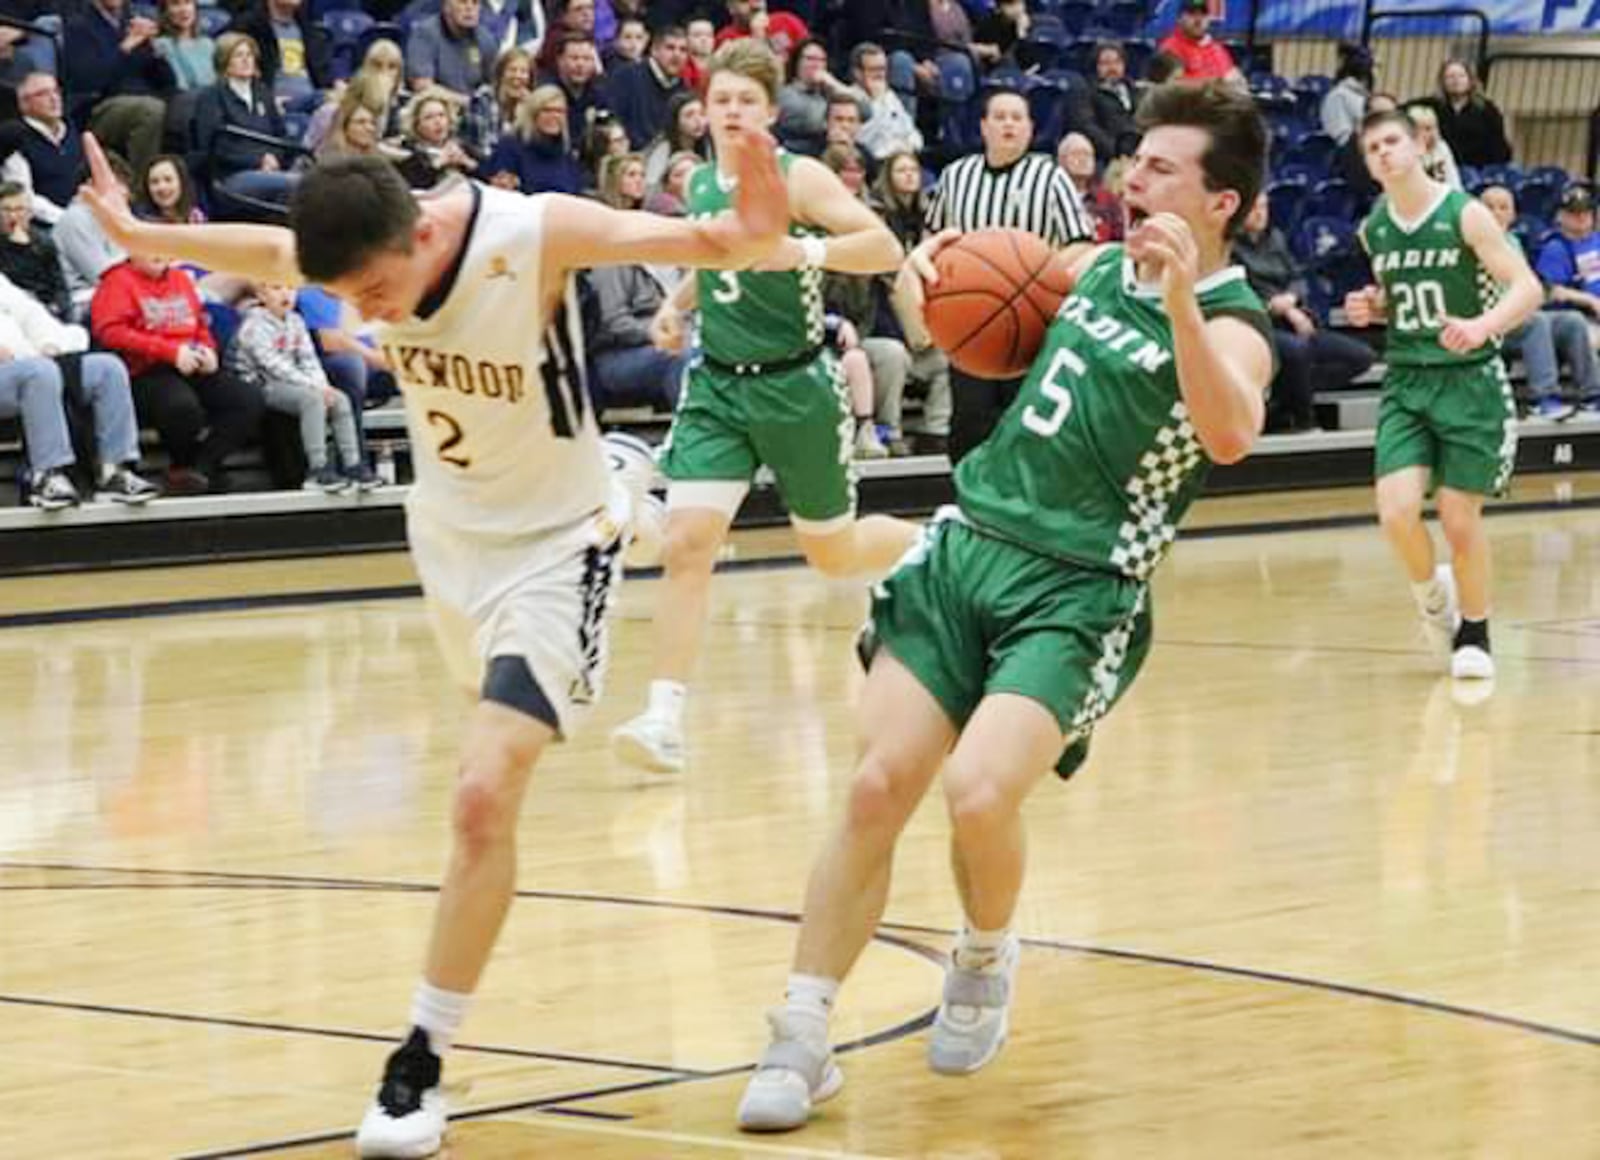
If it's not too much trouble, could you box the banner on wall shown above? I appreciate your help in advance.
[1145,0,1600,38]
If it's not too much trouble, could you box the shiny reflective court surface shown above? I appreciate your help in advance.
[2,496,1599,1157]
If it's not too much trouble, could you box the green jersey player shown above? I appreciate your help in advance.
[736,81,1276,1134]
[1345,109,1541,682]
[611,40,916,774]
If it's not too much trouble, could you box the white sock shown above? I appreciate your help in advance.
[954,925,1013,971]
[782,972,839,1037]
[409,980,471,1057]
[647,679,686,727]
[1410,577,1446,615]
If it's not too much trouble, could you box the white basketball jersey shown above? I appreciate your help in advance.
[376,184,608,538]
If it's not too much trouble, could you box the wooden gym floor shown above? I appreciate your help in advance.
[2,477,1598,1158]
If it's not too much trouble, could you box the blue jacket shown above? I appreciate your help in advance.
[484,134,584,195]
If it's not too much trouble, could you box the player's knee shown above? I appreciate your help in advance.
[451,773,519,857]
[662,517,722,574]
[845,751,924,837]
[1376,489,1423,530]
[945,772,1011,838]
[1437,495,1482,547]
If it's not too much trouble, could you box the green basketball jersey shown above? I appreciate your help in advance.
[1359,186,1500,367]
[686,152,825,365]
[956,245,1271,582]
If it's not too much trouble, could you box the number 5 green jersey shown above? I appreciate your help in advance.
[956,245,1272,582]
[1359,186,1500,367]
[686,152,826,365]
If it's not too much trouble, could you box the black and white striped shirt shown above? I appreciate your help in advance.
[925,152,1092,246]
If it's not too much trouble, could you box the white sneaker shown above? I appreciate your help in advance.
[625,493,667,569]
[356,1030,446,1159]
[1419,564,1459,660]
[737,1009,844,1132]
[927,934,1020,1075]
[611,712,685,773]
[1451,644,1495,681]
[853,421,889,459]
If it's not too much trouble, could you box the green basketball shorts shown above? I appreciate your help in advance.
[1374,358,1517,496]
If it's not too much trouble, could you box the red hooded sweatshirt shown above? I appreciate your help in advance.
[90,260,215,380]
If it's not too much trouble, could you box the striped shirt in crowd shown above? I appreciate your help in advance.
[925,152,1092,246]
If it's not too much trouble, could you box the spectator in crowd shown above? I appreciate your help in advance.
[1144,48,1183,85]
[640,91,708,188]
[316,83,404,163]
[407,0,500,97]
[607,16,649,68]
[231,0,331,108]
[297,283,394,430]
[0,118,62,229]
[91,252,265,495]
[1481,183,1595,419]
[1320,41,1373,145]
[0,272,158,508]
[540,0,603,64]
[716,0,809,59]
[1233,192,1374,433]
[823,95,874,177]
[1156,0,1242,86]
[191,32,300,216]
[304,39,405,152]
[137,154,207,224]
[476,0,542,55]
[579,113,629,182]
[56,151,134,320]
[682,16,715,91]
[924,88,1093,461]
[778,40,867,155]
[480,46,533,150]
[851,42,921,161]
[155,0,219,91]
[1434,57,1511,169]
[1536,184,1600,382]
[552,34,609,144]
[972,0,1029,70]
[643,148,699,214]
[871,148,927,253]
[395,86,481,188]
[0,181,70,319]
[1405,101,1461,189]
[597,152,646,209]
[482,84,585,193]
[64,0,172,178]
[231,281,371,491]
[584,258,686,412]
[1338,90,1397,200]
[608,23,690,148]
[1056,131,1123,242]
[1089,41,1141,161]
[15,72,85,216]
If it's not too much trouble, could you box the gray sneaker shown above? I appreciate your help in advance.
[927,934,1020,1075]
[736,1010,843,1133]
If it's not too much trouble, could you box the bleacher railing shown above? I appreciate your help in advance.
[1483,49,1600,184]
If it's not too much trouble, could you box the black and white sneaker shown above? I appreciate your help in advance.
[304,465,351,494]
[95,466,159,505]
[28,469,80,511]
[356,1029,446,1158]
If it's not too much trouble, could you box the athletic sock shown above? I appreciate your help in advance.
[647,679,686,727]
[1454,617,1489,652]
[782,973,838,1039]
[954,925,1012,971]
[408,980,471,1057]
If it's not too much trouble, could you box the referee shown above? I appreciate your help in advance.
[925,88,1094,463]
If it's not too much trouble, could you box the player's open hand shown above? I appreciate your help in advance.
[720,127,788,265]
[1439,314,1490,354]
[79,133,142,252]
[1125,212,1198,307]
[891,228,961,348]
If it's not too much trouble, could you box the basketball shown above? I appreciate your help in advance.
[923,229,1077,380]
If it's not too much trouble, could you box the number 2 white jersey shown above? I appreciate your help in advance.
[375,184,608,538]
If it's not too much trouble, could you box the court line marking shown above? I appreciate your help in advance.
[5,493,1596,631]
[455,1112,903,1159]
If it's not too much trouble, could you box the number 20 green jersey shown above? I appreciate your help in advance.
[956,245,1271,582]
[1359,186,1500,367]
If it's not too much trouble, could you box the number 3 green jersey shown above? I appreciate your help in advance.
[1359,186,1500,367]
[686,152,825,365]
[956,246,1271,582]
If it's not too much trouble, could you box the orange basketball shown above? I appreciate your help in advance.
[923,229,1077,380]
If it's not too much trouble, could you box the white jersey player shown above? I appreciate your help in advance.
[80,131,788,1158]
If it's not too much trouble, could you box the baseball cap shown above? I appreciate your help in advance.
[1560,184,1594,214]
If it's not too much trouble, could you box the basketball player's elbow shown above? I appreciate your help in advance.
[1196,400,1262,464]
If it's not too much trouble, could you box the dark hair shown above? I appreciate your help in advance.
[787,37,829,80]
[289,156,420,283]
[1144,49,1182,84]
[77,148,135,191]
[1334,42,1374,86]
[979,86,1029,119]
[137,153,201,223]
[662,89,705,152]
[1094,40,1125,65]
[1135,80,1268,238]
[655,22,687,41]
[1359,107,1416,141]
[0,180,24,200]
[849,41,886,73]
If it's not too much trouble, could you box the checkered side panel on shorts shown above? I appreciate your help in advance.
[1069,584,1148,733]
[572,536,624,709]
[1491,358,1518,495]
[1108,402,1205,581]
[800,261,826,348]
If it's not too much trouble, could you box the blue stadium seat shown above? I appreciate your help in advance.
[1023,76,1067,149]
[198,7,230,36]
[205,301,242,356]
[1120,38,1154,78]
[1291,215,1356,264]
[1274,161,1325,185]
[1281,131,1337,174]
[1292,74,1331,123]
[1479,163,1522,188]
[1018,18,1072,70]
[1515,175,1563,223]
[1056,0,1094,37]
[1511,215,1549,255]
[1089,1,1144,39]
[1304,177,1358,221]
[323,8,375,46]
[1266,179,1308,231]
[1458,164,1482,191]
[1527,164,1570,186]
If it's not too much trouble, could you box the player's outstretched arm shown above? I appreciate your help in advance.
[749,156,901,275]
[79,134,301,284]
[1130,212,1268,463]
[543,128,788,274]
